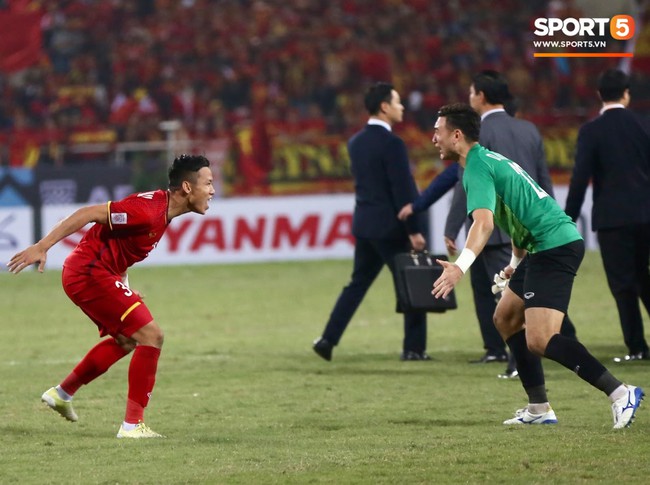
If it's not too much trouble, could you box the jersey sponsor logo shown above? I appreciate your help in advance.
[137,191,155,200]
[111,213,128,224]
[524,292,535,299]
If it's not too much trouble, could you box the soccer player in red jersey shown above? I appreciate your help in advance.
[7,154,214,438]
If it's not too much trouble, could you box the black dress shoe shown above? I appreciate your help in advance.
[613,351,650,363]
[313,337,333,361]
[400,350,432,361]
[469,352,509,364]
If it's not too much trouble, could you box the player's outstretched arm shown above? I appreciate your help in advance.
[432,208,494,299]
[7,204,108,274]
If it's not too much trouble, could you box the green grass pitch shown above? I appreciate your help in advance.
[1,251,649,483]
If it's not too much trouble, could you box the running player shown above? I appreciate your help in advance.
[430,103,644,428]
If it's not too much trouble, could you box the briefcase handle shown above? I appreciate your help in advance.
[409,250,433,266]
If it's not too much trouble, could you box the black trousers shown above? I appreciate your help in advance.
[321,237,427,353]
[597,223,650,355]
[469,244,510,354]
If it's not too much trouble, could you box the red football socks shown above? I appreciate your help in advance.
[60,338,130,395]
[124,345,161,424]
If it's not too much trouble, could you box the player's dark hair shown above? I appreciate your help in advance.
[364,82,394,115]
[168,154,210,190]
[437,103,481,142]
[471,70,513,106]
[597,69,629,102]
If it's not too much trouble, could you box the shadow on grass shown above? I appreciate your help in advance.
[387,418,486,427]
[276,351,489,376]
[304,366,437,377]
[0,423,113,441]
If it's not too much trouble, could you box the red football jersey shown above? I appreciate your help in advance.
[64,190,170,275]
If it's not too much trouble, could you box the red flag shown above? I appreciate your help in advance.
[0,11,43,73]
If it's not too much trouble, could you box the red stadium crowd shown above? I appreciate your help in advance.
[0,0,647,171]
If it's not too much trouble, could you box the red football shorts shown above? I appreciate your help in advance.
[62,266,154,338]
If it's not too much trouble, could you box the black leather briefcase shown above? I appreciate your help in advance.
[393,251,457,313]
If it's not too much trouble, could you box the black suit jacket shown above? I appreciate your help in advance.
[349,124,423,239]
[565,108,650,230]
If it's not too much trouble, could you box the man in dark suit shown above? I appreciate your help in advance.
[312,82,429,362]
[565,68,650,362]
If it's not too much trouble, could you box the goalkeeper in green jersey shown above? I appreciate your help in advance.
[428,103,643,429]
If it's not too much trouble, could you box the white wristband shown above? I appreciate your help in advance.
[122,274,130,288]
[509,254,522,269]
[455,248,476,274]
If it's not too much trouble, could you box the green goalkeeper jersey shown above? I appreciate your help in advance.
[463,144,582,253]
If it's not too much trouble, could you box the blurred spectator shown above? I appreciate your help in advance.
[7,108,41,167]
[0,0,645,172]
